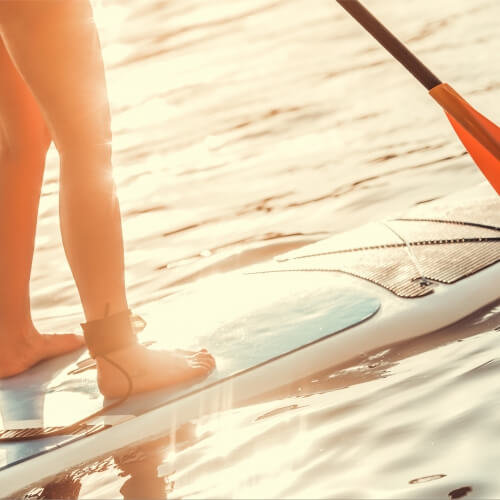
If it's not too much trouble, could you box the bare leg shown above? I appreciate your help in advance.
[0,37,84,378]
[0,1,214,394]
[0,1,126,322]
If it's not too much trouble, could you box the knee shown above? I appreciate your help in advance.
[57,130,113,183]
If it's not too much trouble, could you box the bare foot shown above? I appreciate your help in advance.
[0,328,85,378]
[96,344,216,399]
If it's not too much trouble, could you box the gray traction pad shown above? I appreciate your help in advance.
[250,184,500,298]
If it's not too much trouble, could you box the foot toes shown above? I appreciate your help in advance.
[192,352,215,366]
[190,356,215,372]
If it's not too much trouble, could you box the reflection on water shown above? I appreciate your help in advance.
[16,0,500,497]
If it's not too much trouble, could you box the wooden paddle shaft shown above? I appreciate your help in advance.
[337,0,442,90]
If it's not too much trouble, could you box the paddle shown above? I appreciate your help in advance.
[336,0,500,194]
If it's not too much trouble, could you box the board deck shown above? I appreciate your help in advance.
[0,276,380,472]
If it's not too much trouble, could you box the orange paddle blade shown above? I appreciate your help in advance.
[430,83,500,194]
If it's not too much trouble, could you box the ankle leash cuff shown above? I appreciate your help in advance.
[81,309,137,358]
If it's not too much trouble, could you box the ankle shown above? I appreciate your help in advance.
[81,309,136,359]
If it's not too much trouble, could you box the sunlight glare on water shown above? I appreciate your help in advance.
[14,0,500,497]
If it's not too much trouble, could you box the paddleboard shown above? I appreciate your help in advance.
[0,182,498,496]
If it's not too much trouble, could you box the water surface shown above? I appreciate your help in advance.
[20,0,500,497]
